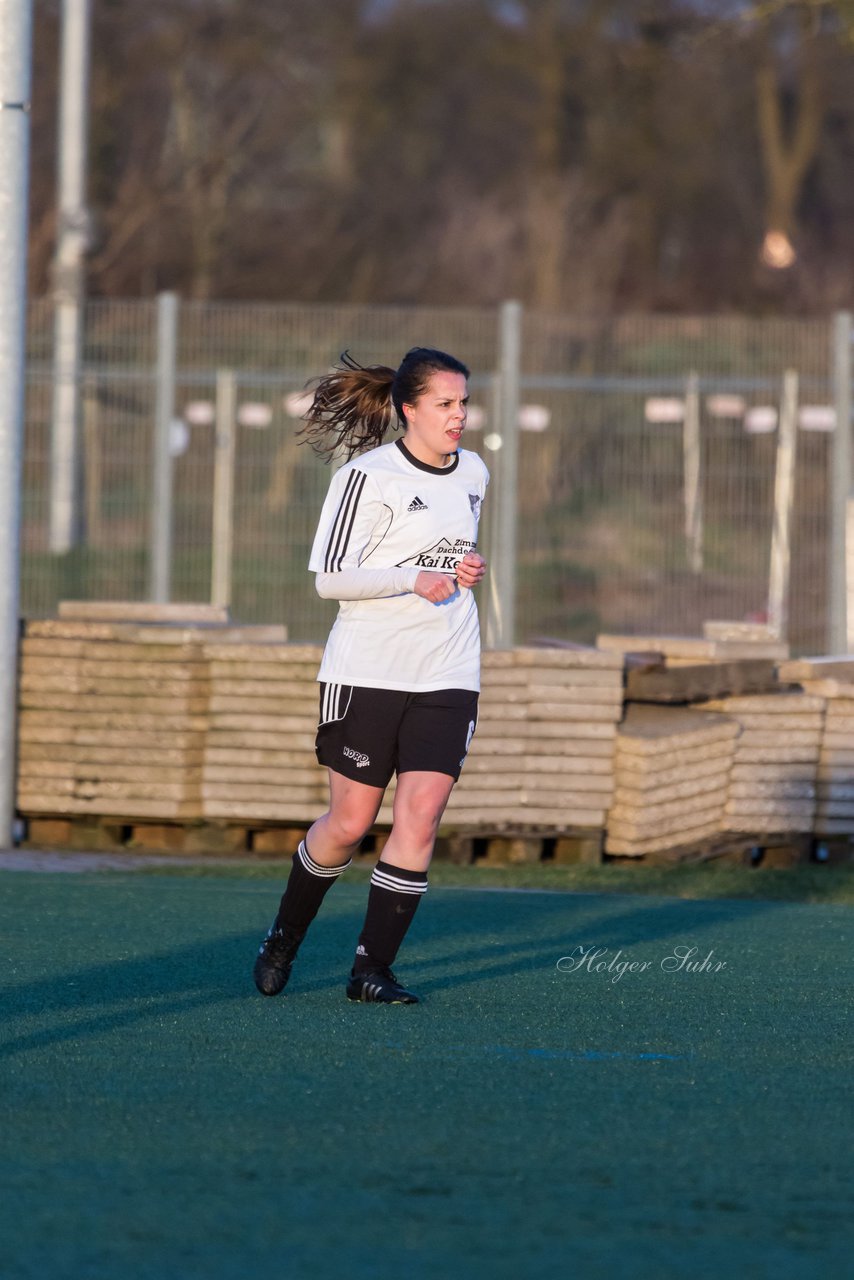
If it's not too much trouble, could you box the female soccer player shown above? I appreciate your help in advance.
[253,347,488,1004]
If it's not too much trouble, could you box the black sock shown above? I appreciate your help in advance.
[353,860,428,973]
[273,840,350,940]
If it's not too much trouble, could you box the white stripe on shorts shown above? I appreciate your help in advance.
[319,682,352,727]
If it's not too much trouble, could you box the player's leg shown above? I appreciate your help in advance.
[254,683,398,997]
[347,689,478,1005]
[380,769,456,872]
[254,771,384,996]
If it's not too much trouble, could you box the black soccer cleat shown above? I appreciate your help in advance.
[253,925,301,997]
[346,965,421,1004]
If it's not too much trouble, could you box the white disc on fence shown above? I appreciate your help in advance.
[238,403,273,429]
[284,391,314,418]
[744,406,777,434]
[644,398,684,424]
[518,404,550,432]
[183,400,214,426]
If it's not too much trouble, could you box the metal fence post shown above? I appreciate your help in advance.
[149,291,178,602]
[0,0,34,846]
[48,0,91,555]
[683,370,703,573]
[484,371,503,648]
[767,370,799,640]
[211,368,236,610]
[487,300,521,649]
[829,311,852,653]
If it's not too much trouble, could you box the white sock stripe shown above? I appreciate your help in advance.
[370,869,428,894]
[297,840,351,878]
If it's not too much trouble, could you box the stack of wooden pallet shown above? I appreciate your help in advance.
[696,692,824,833]
[779,657,854,837]
[606,705,739,857]
[380,646,624,832]
[202,643,326,822]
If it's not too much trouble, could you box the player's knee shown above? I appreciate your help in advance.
[397,799,446,847]
[327,807,374,850]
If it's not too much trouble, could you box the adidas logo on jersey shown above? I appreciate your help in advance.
[407,496,428,512]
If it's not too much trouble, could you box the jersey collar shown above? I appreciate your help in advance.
[395,437,460,475]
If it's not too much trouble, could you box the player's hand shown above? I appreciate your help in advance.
[455,552,486,589]
[414,571,458,603]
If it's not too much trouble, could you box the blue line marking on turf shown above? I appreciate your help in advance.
[384,1041,688,1063]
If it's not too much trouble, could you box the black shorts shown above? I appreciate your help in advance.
[316,684,479,788]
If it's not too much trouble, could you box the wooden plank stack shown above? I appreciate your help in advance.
[779,657,854,837]
[606,705,739,857]
[696,692,824,833]
[376,647,625,831]
[202,644,327,822]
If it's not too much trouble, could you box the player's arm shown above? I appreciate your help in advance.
[315,565,418,600]
[317,550,487,602]
[315,567,459,602]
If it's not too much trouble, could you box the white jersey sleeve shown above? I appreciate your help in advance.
[315,565,420,600]
[308,463,390,573]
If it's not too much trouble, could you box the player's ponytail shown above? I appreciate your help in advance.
[298,352,397,461]
[299,347,470,461]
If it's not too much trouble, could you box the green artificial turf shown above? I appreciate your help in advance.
[51,851,853,905]
[1,869,851,1279]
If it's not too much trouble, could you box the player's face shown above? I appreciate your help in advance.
[402,371,468,468]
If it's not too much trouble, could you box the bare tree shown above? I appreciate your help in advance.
[755,4,824,264]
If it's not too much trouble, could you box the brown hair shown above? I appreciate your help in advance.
[299,347,470,461]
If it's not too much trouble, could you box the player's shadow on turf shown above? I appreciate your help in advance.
[0,894,793,1050]
[285,891,785,996]
[343,891,788,995]
[0,930,278,1060]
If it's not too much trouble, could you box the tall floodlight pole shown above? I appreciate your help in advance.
[49,0,92,553]
[0,0,34,847]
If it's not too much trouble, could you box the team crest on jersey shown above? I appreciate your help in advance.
[469,493,481,519]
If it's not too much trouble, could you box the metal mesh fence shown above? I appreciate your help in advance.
[516,313,834,652]
[23,298,843,653]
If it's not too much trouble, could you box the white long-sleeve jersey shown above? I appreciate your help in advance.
[308,438,489,692]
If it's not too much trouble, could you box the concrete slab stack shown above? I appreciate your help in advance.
[379,647,625,832]
[606,704,739,857]
[201,644,326,822]
[778,658,854,838]
[696,692,824,833]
